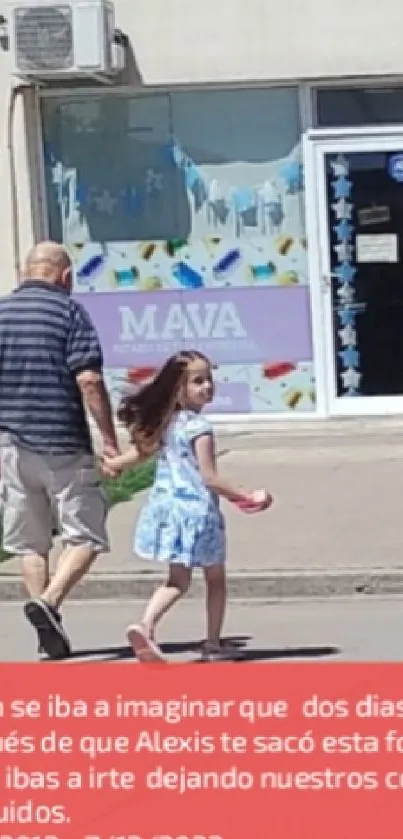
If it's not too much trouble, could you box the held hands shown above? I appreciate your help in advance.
[101,454,123,479]
[99,441,122,479]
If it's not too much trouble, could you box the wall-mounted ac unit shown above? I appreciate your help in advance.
[7,0,125,81]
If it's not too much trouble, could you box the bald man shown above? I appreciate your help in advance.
[0,241,119,659]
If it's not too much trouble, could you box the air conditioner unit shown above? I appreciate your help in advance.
[7,0,125,81]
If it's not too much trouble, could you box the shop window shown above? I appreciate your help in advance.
[41,87,314,414]
[316,86,403,127]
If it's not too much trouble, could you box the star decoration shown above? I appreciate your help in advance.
[338,308,357,327]
[332,199,353,220]
[334,242,355,262]
[341,368,361,390]
[334,263,357,284]
[339,347,360,368]
[337,284,355,304]
[330,155,349,178]
[338,324,357,346]
[332,178,353,199]
[93,189,117,214]
[145,168,164,195]
[334,220,354,242]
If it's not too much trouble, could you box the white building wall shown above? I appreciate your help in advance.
[117,0,403,85]
[0,0,403,291]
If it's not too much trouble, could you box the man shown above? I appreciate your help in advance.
[0,241,118,659]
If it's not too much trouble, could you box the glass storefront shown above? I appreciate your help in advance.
[316,86,403,127]
[41,87,315,416]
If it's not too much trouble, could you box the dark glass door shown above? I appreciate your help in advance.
[324,149,403,404]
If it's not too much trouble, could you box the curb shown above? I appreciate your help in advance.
[1,570,403,601]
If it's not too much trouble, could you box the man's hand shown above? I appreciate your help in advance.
[102,440,119,459]
[98,439,121,478]
[99,442,120,478]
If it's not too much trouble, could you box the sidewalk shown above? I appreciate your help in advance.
[2,420,403,599]
[1,597,403,662]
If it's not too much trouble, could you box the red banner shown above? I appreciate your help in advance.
[0,663,403,839]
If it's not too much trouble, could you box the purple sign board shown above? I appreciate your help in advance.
[76,286,313,366]
[209,382,251,413]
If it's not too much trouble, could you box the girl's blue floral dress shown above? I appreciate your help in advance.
[134,410,225,568]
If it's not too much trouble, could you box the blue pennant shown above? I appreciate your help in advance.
[184,161,203,190]
[280,160,303,194]
[332,178,352,199]
[161,141,176,167]
[339,347,360,368]
[334,263,357,284]
[122,185,143,213]
[43,141,56,165]
[333,219,354,242]
[76,184,89,205]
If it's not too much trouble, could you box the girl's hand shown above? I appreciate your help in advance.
[234,488,273,513]
[101,455,122,478]
[251,488,273,509]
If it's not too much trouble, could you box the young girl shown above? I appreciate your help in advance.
[103,350,271,663]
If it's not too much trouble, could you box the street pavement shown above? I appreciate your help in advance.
[3,421,403,599]
[1,596,403,661]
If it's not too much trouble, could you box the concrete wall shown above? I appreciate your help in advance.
[0,0,403,293]
[117,0,403,85]
[0,46,39,294]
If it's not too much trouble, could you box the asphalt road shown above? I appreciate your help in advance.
[1,596,403,662]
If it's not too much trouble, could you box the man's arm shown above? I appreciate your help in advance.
[67,301,118,455]
[75,369,118,455]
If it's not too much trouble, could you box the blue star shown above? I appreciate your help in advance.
[333,219,354,242]
[334,263,357,284]
[332,178,352,199]
[339,347,360,368]
[338,309,357,327]
[280,160,303,194]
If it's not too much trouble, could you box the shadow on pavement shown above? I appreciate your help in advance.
[47,639,340,663]
[236,645,340,662]
[55,635,252,662]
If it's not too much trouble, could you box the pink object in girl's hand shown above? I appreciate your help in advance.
[234,488,273,514]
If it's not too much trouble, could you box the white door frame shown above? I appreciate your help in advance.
[303,126,403,417]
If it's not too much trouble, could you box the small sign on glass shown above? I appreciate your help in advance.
[356,233,398,264]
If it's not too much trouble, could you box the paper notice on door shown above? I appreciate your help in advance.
[356,233,398,263]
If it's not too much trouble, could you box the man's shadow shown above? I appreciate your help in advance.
[46,636,340,663]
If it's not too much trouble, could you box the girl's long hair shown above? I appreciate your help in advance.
[118,350,210,456]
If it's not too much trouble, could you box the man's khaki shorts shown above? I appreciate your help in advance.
[0,436,109,557]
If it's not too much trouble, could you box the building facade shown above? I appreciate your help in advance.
[2,0,403,421]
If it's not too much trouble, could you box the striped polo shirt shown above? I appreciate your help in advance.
[0,281,103,455]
